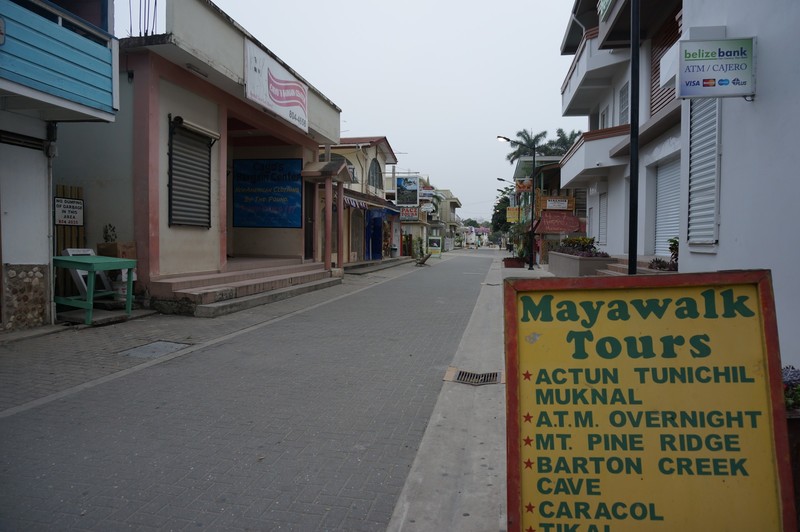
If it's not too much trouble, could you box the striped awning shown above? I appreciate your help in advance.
[344,196,367,209]
[340,191,399,213]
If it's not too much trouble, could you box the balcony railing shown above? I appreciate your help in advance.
[561,26,628,116]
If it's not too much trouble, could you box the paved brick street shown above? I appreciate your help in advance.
[0,251,498,531]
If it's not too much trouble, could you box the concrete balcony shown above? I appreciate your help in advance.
[561,28,629,117]
[0,0,118,122]
[559,125,630,188]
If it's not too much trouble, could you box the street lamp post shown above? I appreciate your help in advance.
[497,136,536,269]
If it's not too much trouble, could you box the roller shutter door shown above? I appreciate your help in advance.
[169,125,212,228]
[654,159,680,256]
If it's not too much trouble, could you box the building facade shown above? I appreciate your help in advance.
[559,0,800,364]
[53,0,348,306]
[323,137,400,265]
[0,0,118,331]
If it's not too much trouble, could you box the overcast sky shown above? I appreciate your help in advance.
[116,0,586,221]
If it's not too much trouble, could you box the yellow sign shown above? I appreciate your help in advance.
[507,207,520,223]
[428,236,442,256]
[503,271,794,532]
[516,180,533,193]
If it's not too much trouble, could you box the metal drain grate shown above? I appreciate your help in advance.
[119,341,190,359]
[443,366,504,386]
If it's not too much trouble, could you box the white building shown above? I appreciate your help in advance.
[0,0,118,331]
[559,0,800,364]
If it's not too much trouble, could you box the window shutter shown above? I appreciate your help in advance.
[650,8,681,116]
[688,98,719,245]
[598,193,608,245]
[169,124,212,228]
[573,188,587,218]
[619,83,629,125]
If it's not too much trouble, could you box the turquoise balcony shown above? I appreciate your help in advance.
[0,0,117,121]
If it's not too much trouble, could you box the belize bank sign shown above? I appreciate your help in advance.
[678,38,755,98]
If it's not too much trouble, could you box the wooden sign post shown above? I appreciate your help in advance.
[504,270,795,532]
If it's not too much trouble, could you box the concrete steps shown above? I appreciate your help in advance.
[148,261,322,297]
[148,261,340,317]
[343,257,415,275]
[173,269,331,305]
[596,257,675,277]
[194,277,341,318]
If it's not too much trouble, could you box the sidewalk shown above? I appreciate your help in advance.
[0,272,393,417]
[387,259,553,531]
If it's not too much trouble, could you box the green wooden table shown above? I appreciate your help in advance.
[53,255,137,325]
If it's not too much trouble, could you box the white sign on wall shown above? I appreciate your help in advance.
[244,40,309,133]
[545,198,569,210]
[678,38,756,98]
[54,197,84,226]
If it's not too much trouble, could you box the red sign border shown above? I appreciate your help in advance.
[503,270,795,532]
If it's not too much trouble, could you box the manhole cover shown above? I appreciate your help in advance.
[443,366,504,386]
[119,341,190,359]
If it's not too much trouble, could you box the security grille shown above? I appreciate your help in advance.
[0,130,45,151]
[169,118,212,228]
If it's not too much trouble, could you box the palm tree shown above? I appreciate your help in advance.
[504,129,548,164]
[491,193,512,233]
[540,128,582,156]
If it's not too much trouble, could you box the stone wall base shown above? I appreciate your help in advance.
[2,264,50,331]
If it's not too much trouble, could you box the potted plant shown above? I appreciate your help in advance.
[649,237,680,272]
[97,224,136,260]
[96,224,137,300]
[502,242,527,268]
[503,254,525,268]
[548,236,615,277]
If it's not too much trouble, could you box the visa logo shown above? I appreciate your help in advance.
[684,80,701,87]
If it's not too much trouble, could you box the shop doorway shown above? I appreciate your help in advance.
[365,210,383,261]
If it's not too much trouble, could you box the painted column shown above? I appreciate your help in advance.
[324,177,332,270]
[130,52,160,286]
[217,104,228,272]
[337,182,344,268]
